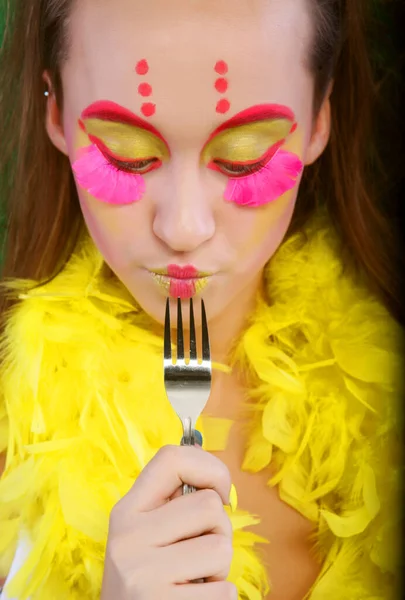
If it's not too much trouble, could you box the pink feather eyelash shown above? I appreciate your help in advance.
[72,144,146,205]
[224,150,303,207]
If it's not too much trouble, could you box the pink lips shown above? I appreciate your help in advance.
[167,264,198,279]
[168,265,200,299]
[150,264,211,299]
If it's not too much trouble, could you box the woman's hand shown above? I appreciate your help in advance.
[100,445,236,600]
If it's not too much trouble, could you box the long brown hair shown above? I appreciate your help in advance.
[0,0,402,322]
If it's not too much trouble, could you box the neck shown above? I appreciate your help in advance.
[208,274,262,363]
[150,272,263,364]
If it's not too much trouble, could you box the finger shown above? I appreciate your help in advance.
[170,486,184,501]
[124,445,232,512]
[155,533,233,583]
[136,489,233,546]
[170,581,237,600]
[170,437,204,500]
[170,442,204,501]
[170,441,204,501]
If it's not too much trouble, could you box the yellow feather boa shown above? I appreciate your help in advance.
[0,215,402,599]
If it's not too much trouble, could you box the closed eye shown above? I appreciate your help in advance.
[106,155,161,175]
[211,140,283,179]
[213,159,267,178]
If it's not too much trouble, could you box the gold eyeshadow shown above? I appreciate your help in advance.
[83,119,170,161]
[201,119,292,163]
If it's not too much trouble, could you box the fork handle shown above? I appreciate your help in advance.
[182,482,197,494]
[181,428,201,496]
[180,427,205,584]
[181,430,199,494]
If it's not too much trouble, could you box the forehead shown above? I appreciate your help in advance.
[63,0,312,138]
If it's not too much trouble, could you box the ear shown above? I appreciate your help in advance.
[304,81,333,166]
[43,70,68,156]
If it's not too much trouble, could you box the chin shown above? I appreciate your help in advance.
[131,286,220,330]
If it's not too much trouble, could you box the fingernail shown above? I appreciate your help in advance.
[229,484,238,513]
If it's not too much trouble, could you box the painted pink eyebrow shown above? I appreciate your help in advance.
[205,104,296,144]
[80,100,168,145]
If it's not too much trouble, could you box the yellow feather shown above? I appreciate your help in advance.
[0,213,402,598]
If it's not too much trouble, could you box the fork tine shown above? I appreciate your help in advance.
[189,298,197,361]
[201,299,210,362]
[164,298,172,360]
[176,298,185,360]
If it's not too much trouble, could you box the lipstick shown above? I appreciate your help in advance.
[150,264,211,299]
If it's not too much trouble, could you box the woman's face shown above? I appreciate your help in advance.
[47,0,330,328]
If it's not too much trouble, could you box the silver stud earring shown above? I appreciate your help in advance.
[44,90,49,97]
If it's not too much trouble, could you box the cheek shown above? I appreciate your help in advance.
[220,134,304,267]
[78,192,122,256]
[77,191,147,272]
[224,150,303,208]
[62,110,79,151]
[72,144,146,205]
[221,125,306,208]
[65,115,147,207]
[232,190,297,271]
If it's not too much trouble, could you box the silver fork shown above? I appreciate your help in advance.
[164,297,212,495]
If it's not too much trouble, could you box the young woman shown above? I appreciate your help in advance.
[0,0,402,599]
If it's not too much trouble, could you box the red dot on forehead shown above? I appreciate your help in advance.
[215,60,228,75]
[135,59,149,75]
[141,102,156,117]
[216,99,231,114]
[138,83,152,97]
[215,78,228,93]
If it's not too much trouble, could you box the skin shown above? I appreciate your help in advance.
[43,0,332,598]
[101,446,236,600]
[45,0,331,355]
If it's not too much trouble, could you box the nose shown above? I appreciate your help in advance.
[153,160,216,253]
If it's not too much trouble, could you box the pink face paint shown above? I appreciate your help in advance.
[138,83,152,97]
[215,78,228,93]
[135,59,149,75]
[214,60,230,114]
[216,99,231,114]
[141,103,156,117]
[224,149,303,207]
[72,144,146,205]
[215,60,228,75]
[135,59,156,117]
[135,61,155,117]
